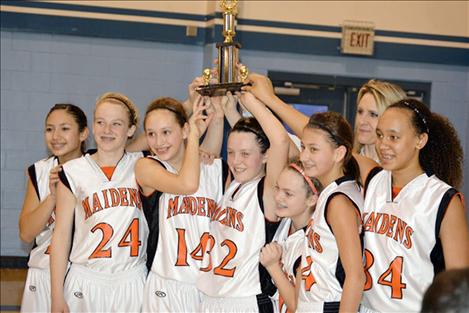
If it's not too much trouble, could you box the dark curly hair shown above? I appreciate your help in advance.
[389,99,463,188]
[229,117,270,154]
[306,111,360,184]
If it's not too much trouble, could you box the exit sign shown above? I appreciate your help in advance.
[341,21,375,56]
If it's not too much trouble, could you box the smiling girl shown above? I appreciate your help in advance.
[137,95,226,312]
[360,99,469,312]
[50,92,148,313]
[197,91,290,313]
[245,73,365,313]
[19,104,88,313]
[260,160,322,313]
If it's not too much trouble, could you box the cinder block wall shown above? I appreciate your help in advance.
[1,31,204,256]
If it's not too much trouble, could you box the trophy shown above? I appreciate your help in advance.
[196,0,250,96]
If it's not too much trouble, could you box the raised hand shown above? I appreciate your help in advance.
[242,73,275,104]
[189,96,212,139]
[48,165,62,199]
[199,148,216,165]
[237,90,266,114]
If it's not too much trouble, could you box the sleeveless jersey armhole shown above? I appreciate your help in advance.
[364,166,383,197]
[28,164,40,199]
[293,255,302,277]
[430,188,459,275]
[58,169,72,192]
[324,192,361,234]
[221,159,230,194]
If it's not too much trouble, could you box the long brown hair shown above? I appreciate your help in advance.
[306,111,360,183]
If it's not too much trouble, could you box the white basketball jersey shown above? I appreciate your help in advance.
[150,157,224,284]
[272,218,305,313]
[27,156,58,269]
[61,152,148,273]
[197,176,268,297]
[298,177,363,304]
[361,170,455,312]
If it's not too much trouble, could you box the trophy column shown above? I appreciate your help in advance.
[197,0,249,96]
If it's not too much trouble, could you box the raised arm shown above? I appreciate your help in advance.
[244,73,309,137]
[50,181,76,313]
[136,98,211,195]
[238,91,289,221]
[221,92,242,128]
[182,76,205,117]
[19,166,60,243]
[353,152,379,186]
[200,95,225,157]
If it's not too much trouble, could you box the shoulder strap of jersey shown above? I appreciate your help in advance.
[58,169,71,192]
[146,155,167,168]
[435,188,458,237]
[430,187,458,275]
[256,176,268,216]
[221,159,230,194]
[28,164,40,199]
[364,166,383,197]
[324,191,361,234]
[85,148,97,155]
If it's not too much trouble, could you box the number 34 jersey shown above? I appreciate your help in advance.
[361,170,457,312]
[60,152,148,274]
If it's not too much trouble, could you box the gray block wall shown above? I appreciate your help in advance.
[1,30,468,256]
[1,31,204,256]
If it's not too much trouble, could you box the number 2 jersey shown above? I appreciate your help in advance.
[59,151,148,273]
[361,169,458,312]
[142,156,226,284]
[27,156,58,269]
[298,177,363,307]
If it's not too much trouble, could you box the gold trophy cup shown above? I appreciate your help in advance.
[196,0,250,96]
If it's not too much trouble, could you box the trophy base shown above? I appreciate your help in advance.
[196,82,251,97]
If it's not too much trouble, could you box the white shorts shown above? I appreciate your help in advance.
[359,304,378,313]
[296,300,341,313]
[142,271,201,312]
[64,263,147,313]
[21,267,50,313]
[200,294,261,313]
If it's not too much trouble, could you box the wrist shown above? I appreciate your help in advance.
[47,193,57,202]
[188,129,200,141]
[265,262,282,272]
[264,93,280,107]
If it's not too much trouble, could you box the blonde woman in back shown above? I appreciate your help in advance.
[354,80,406,163]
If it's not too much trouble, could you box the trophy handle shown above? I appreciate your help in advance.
[202,68,212,85]
[239,65,249,82]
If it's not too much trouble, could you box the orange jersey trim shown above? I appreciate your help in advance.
[392,186,402,200]
[101,166,116,180]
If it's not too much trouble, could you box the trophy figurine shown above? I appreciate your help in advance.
[196,0,250,96]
